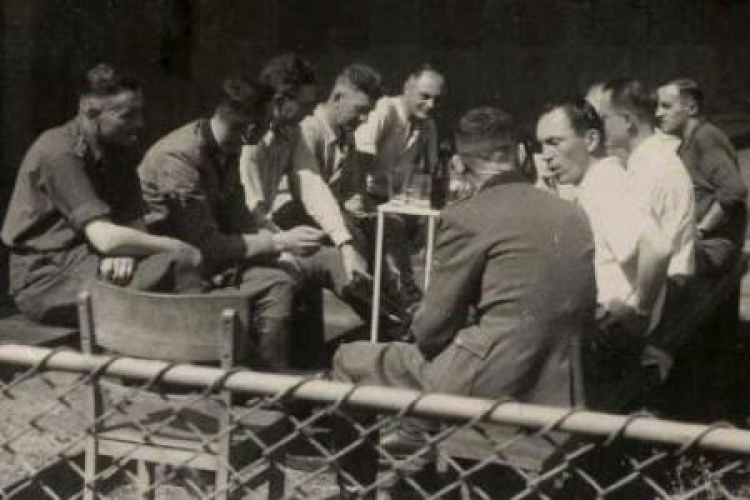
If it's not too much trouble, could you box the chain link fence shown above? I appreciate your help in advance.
[1,344,749,499]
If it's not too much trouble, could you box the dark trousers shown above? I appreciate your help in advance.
[11,245,204,327]
[272,201,416,291]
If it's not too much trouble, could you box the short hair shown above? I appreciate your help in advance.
[217,75,272,122]
[540,97,605,138]
[406,63,444,82]
[79,63,141,99]
[663,77,704,112]
[336,64,383,101]
[258,53,316,96]
[455,106,517,144]
[604,78,656,124]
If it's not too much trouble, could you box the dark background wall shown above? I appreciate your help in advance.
[3,0,750,206]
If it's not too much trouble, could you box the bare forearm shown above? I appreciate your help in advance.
[85,220,189,256]
[633,230,671,311]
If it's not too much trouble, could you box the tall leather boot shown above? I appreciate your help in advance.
[256,317,292,372]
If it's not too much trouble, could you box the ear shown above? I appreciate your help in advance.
[686,100,699,117]
[584,129,602,154]
[79,97,102,118]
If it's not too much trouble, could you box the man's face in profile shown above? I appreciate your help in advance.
[96,90,144,147]
[656,84,692,135]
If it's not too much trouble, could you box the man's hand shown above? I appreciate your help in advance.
[343,194,375,218]
[339,242,368,281]
[598,299,650,338]
[274,226,324,256]
[641,344,673,384]
[99,257,136,286]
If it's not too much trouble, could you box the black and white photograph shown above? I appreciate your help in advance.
[2,1,750,498]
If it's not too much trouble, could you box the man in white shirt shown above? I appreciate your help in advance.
[352,65,446,305]
[536,98,672,411]
[593,79,697,379]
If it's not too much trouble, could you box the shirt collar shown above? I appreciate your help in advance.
[479,170,530,191]
[313,105,350,148]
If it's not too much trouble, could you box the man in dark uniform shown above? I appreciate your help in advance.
[1,63,203,327]
[138,75,377,371]
[331,106,596,460]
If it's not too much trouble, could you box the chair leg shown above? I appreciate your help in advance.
[83,438,97,500]
[136,460,156,500]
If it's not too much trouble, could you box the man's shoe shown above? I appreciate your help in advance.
[379,428,429,457]
[343,271,412,327]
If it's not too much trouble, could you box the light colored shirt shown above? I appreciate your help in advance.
[239,128,296,230]
[354,96,438,198]
[578,156,663,331]
[291,105,358,246]
[627,133,696,277]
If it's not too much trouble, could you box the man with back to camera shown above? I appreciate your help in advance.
[536,98,672,412]
[352,64,446,306]
[1,63,204,327]
[593,78,696,381]
[331,107,596,481]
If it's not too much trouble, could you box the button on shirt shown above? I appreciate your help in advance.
[2,119,145,292]
[627,133,696,277]
[354,96,438,198]
[291,105,357,246]
[577,156,663,331]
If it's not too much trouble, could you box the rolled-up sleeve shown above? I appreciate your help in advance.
[40,154,110,231]
[292,127,352,246]
[157,153,275,262]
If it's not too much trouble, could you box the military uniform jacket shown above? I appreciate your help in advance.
[412,170,596,406]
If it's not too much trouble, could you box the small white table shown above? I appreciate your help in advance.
[371,201,441,342]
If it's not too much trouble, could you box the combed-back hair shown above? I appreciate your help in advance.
[540,97,605,138]
[217,75,272,122]
[663,77,704,113]
[605,77,656,124]
[336,64,383,101]
[258,53,316,96]
[407,63,443,81]
[455,106,518,144]
[79,63,141,99]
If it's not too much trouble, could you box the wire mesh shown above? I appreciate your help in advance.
[1,344,749,499]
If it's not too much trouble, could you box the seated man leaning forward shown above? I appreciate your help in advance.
[1,63,204,327]
[333,106,597,442]
[536,98,672,412]
[138,75,369,371]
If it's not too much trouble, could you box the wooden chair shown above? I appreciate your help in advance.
[78,280,288,499]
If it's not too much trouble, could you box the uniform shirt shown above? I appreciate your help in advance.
[678,119,747,246]
[291,105,357,246]
[138,119,276,270]
[577,156,664,331]
[2,119,144,292]
[627,133,696,277]
[412,170,596,406]
[239,127,297,227]
[354,95,438,198]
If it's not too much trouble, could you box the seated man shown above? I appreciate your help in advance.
[138,75,376,371]
[333,106,596,447]
[1,63,203,327]
[536,98,672,412]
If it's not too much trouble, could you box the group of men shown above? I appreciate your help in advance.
[1,56,746,433]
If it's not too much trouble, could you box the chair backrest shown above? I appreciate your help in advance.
[78,281,251,362]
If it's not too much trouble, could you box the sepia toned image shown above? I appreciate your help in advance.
[1,1,750,498]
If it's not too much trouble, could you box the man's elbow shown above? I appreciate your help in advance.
[84,220,121,255]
